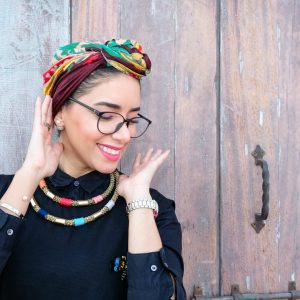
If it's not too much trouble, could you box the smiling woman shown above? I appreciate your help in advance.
[0,39,186,299]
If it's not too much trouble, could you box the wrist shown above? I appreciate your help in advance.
[124,190,151,203]
[17,165,42,185]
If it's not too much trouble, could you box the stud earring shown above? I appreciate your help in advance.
[54,120,64,130]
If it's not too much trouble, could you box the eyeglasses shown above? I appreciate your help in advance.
[68,97,152,138]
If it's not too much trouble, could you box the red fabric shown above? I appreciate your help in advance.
[51,54,106,117]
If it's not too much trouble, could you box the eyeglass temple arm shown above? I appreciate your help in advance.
[69,97,102,116]
[137,113,152,124]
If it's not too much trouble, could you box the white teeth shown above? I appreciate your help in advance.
[100,145,120,155]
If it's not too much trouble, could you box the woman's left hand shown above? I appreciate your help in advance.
[117,148,170,202]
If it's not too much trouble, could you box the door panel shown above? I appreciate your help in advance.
[175,0,219,295]
[220,0,300,294]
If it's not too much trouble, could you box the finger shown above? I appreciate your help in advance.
[132,153,142,170]
[151,149,170,166]
[45,100,54,135]
[45,97,53,126]
[142,148,154,164]
[33,96,42,128]
[41,95,52,126]
[150,149,163,161]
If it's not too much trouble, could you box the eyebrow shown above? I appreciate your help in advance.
[94,101,140,112]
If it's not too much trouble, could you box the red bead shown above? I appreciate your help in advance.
[60,198,72,206]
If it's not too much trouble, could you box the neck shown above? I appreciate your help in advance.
[58,153,94,178]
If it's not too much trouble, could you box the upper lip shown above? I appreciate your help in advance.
[98,144,123,150]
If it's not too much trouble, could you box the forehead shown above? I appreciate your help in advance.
[80,74,141,108]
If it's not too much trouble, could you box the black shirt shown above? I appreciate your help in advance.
[0,168,186,299]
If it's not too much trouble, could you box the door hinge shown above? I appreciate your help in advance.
[193,281,300,299]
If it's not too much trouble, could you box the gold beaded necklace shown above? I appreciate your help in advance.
[39,171,117,207]
[30,172,119,227]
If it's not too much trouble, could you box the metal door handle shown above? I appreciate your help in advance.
[251,145,270,233]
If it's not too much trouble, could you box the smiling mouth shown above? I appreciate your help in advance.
[97,144,122,161]
[99,145,120,155]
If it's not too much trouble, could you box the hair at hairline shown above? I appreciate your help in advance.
[67,67,140,105]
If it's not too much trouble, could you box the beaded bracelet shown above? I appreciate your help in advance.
[126,199,159,218]
[0,202,24,218]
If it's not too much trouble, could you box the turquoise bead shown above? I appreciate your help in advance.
[74,218,85,226]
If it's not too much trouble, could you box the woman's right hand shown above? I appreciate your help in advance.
[21,95,63,181]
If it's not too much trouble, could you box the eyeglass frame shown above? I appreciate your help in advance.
[68,96,152,138]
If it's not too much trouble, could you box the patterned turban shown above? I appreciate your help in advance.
[43,39,151,117]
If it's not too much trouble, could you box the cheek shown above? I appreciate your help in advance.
[69,116,102,143]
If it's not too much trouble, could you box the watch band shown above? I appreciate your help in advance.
[126,199,159,218]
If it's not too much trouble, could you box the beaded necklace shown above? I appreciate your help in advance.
[39,171,117,207]
[30,172,119,227]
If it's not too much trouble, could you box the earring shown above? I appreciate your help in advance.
[55,119,64,130]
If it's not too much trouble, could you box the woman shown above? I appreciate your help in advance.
[0,39,186,299]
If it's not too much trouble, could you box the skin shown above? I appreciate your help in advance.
[0,73,171,253]
[55,74,141,176]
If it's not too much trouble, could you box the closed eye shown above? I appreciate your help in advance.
[100,112,119,121]
[128,117,140,124]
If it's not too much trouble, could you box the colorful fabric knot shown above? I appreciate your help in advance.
[42,39,151,117]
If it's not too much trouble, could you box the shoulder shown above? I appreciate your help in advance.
[149,188,178,222]
[0,174,14,198]
[150,188,175,210]
[150,188,182,252]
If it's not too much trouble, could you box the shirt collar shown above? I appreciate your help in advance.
[47,167,112,194]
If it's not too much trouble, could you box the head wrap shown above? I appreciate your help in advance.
[43,39,151,117]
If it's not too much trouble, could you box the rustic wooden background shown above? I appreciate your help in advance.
[0,0,299,299]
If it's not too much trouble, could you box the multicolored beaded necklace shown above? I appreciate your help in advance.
[30,172,119,227]
[38,171,117,206]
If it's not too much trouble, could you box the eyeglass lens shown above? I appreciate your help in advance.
[97,112,149,138]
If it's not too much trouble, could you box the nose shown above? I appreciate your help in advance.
[111,122,131,143]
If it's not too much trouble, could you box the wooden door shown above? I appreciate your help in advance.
[0,1,299,299]
[220,0,300,296]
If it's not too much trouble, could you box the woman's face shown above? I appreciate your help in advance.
[57,74,141,176]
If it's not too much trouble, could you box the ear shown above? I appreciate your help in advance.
[54,111,65,130]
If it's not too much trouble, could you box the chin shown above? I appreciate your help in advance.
[94,161,119,174]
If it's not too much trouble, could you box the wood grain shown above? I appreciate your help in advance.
[2,1,299,298]
[220,0,300,294]
[118,0,176,200]
[0,0,70,174]
[71,0,119,42]
[175,0,219,297]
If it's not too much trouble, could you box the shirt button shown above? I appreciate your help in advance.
[7,229,14,236]
[73,180,80,187]
[150,265,157,272]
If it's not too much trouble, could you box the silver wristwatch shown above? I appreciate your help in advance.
[126,199,159,217]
